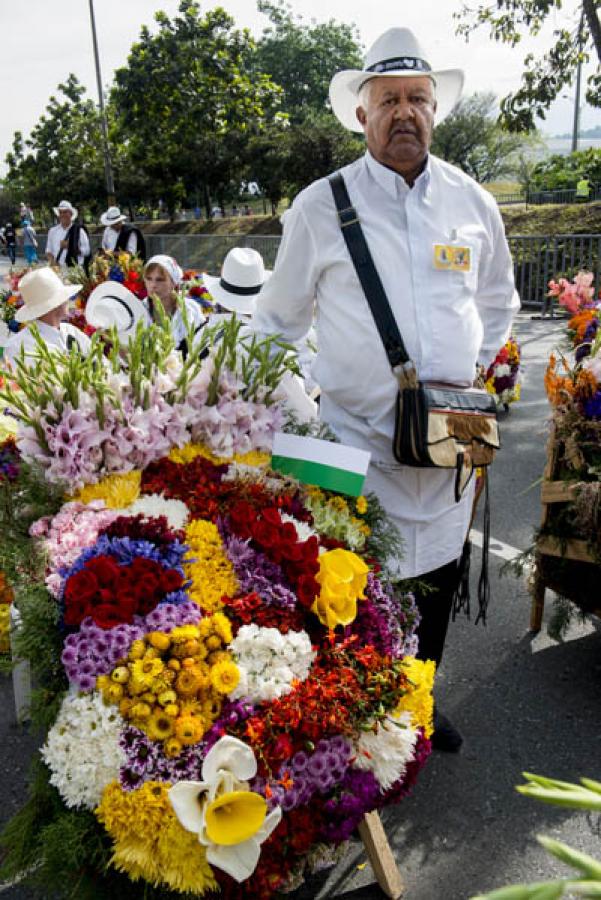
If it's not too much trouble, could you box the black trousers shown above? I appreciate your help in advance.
[414,558,461,668]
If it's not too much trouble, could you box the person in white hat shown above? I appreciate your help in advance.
[203,247,270,322]
[252,27,520,751]
[3,267,91,367]
[84,281,151,345]
[100,207,146,260]
[143,255,206,355]
[46,201,90,270]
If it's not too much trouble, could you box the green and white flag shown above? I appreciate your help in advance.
[271,433,371,497]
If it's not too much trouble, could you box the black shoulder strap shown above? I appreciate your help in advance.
[328,172,409,368]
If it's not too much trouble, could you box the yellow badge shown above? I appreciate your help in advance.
[433,244,471,272]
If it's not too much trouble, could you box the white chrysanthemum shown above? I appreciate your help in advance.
[123,493,189,530]
[280,512,317,543]
[353,712,418,790]
[493,363,511,378]
[230,624,315,703]
[41,691,125,809]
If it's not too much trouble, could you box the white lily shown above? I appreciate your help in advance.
[168,736,282,883]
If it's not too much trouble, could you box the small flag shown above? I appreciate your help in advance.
[271,433,371,497]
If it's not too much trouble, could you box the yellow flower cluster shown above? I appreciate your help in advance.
[169,442,270,468]
[71,471,142,508]
[0,604,10,654]
[396,658,435,738]
[97,781,217,894]
[312,548,369,628]
[97,616,239,755]
[184,519,239,612]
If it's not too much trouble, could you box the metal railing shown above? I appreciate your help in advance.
[21,231,601,315]
[493,187,601,206]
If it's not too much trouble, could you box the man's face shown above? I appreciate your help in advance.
[356,75,436,181]
[58,210,73,228]
[111,222,123,232]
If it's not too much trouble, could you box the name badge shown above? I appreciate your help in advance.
[433,244,471,272]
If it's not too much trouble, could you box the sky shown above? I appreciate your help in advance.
[0,0,597,175]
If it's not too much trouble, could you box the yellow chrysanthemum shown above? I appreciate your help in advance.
[209,658,240,695]
[174,713,205,745]
[178,698,205,719]
[130,656,165,690]
[146,709,176,742]
[175,665,207,697]
[355,495,368,514]
[71,471,142,508]
[97,781,217,894]
[169,624,200,642]
[184,519,239,612]
[210,611,233,644]
[202,696,222,721]
[169,442,270,468]
[396,658,436,738]
[0,605,11,654]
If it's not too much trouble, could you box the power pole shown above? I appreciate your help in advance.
[571,6,586,154]
[88,0,115,204]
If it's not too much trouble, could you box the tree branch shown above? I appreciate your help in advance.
[582,0,601,62]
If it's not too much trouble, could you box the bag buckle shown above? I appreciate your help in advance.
[393,361,418,390]
[337,206,359,228]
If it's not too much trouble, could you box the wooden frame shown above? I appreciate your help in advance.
[530,430,601,631]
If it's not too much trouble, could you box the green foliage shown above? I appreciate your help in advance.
[529,148,601,191]
[110,0,283,216]
[431,92,539,182]
[254,0,363,123]
[454,1,601,131]
[4,74,106,218]
[472,774,601,899]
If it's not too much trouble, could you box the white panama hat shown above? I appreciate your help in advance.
[85,281,150,342]
[329,27,464,132]
[15,268,81,324]
[100,206,128,227]
[203,247,271,316]
[53,200,78,220]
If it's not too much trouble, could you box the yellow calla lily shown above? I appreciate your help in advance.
[204,790,267,846]
[312,548,369,628]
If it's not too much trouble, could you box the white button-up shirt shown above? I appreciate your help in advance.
[4,321,92,367]
[253,151,520,577]
[46,223,91,268]
[102,226,138,254]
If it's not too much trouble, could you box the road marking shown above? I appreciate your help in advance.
[471,529,523,562]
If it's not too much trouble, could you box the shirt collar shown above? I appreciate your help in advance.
[364,150,432,200]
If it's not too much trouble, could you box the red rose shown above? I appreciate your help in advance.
[93,604,129,629]
[252,519,280,548]
[63,597,91,627]
[160,568,183,594]
[85,555,121,588]
[296,574,319,608]
[261,507,281,526]
[64,569,98,607]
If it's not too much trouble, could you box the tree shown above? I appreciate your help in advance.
[110,0,283,217]
[528,146,601,190]
[4,75,106,218]
[254,0,363,123]
[454,0,601,131]
[282,110,364,199]
[431,92,539,182]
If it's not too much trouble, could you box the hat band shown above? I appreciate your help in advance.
[219,278,262,296]
[366,56,431,75]
[105,295,134,329]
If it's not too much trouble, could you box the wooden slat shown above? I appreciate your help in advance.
[358,811,404,899]
[536,535,595,564]
[540,481,578,504]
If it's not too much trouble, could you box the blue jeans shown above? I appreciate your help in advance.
[24,245,38,265]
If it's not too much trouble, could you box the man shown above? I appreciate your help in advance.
[46,200,90,270]
[100,206,146,261]
[4,267,91,367]
[252,27,519,751]
[21,220,38,265]
[2,222,16,265]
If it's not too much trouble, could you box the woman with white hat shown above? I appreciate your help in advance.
[3,268,91,367]
[143,255,206,355]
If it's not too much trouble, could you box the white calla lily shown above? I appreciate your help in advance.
[168,736,282,883]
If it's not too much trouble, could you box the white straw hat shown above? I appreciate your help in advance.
[15,268,81,323]
[329,27,464,132]
[100,206,128,227]
[52,200,78,220]
[85,282,151,341]
[203,247,271,315]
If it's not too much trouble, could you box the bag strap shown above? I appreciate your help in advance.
[328,172,410,371]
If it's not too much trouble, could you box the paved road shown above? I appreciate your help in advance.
[1,311,600,899]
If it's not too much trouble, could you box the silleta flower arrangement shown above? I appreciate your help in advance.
[65,251,147,333]
[0,314,433,899]
[485,336,521,408]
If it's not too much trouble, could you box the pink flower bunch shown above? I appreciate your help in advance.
[548,271,596,315]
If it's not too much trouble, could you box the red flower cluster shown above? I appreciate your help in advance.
[100,514,184,547]
[221,592,305,634]
[123,270,145,298]
[228,503,320,608]
[141,458,231,521]
[63,555,183,629]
